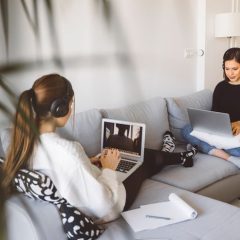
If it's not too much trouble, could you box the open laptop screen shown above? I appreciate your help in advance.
[102,119,145,157]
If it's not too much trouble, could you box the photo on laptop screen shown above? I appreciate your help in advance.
[102,119,145,158]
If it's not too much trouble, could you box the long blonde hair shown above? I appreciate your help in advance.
[2,74,74,193]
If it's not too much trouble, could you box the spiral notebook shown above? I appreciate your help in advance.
[121,193,198,232]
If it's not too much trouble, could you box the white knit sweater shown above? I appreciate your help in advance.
[31,132,126,222]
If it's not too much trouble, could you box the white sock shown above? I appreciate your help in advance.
[228,156,240,168]
[208,149,215,155]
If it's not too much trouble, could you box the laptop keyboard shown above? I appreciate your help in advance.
[116,159,137,173]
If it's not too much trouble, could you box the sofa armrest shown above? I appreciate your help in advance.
[5,194,66,240]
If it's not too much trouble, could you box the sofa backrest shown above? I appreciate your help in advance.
[57,108,102,157]
[101,96,169,150]
[0,109,103,158]
[0,90,213,157]
[165,89,213,143]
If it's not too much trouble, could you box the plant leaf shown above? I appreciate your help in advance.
[101,0,112,25]
[20,0,37,35]
[0,75,17,107]
[33,0,40,45]
[0,0,9,59]
[44,0,63,68]
[0,102,13,120]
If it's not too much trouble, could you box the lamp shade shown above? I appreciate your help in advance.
[215,13,240,37]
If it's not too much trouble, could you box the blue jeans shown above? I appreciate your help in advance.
[181,124,240,157]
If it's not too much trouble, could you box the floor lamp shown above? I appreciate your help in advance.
[215,12,240,48]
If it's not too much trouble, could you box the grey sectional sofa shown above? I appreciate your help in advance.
[2,89,240,240]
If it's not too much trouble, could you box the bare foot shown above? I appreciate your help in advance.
[210,149,230,160]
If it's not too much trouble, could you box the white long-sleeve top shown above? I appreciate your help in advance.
[31,132,126,222]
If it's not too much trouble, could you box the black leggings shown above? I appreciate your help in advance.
[122,148,182,210]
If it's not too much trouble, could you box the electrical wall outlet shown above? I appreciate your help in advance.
[184,48,204,58]
[184,48,195,58]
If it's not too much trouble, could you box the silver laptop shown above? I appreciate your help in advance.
[101,118,146,182]
[187,108,240,149]
[187,108,233,137]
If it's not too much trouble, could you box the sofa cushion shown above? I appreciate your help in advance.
[101,97,170,150]
[57,109,102,157]
[151,151,240,192]
[166,89,212,143]
[102,180,240,240]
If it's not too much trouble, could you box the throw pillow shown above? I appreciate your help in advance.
[0,158,104,240]
[165,89,213,143]
[14,169,104,240]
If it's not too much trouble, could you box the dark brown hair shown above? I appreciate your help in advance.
[222,47,240,81]
[2,74,74,193]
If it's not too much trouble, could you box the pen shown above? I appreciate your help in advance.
[145,215,171,220]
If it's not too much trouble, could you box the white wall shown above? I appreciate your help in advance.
[204,0,231,90]
[0,0,200,128]
[205,0,240,90]
[0,0,238,129]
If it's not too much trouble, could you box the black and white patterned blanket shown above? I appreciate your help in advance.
[0,158,104,240]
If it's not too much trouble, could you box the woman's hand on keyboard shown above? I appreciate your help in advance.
[100,148,121,170]
[90,154,102,168]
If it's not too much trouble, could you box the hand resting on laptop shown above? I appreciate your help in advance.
[231,121,240,136]
[91,149,121,170]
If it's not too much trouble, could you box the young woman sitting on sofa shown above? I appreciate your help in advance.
[2,74,197,223]
[181,47,240,168]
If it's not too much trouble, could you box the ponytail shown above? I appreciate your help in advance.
[2,74,74,195]
[2,89,38,194]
